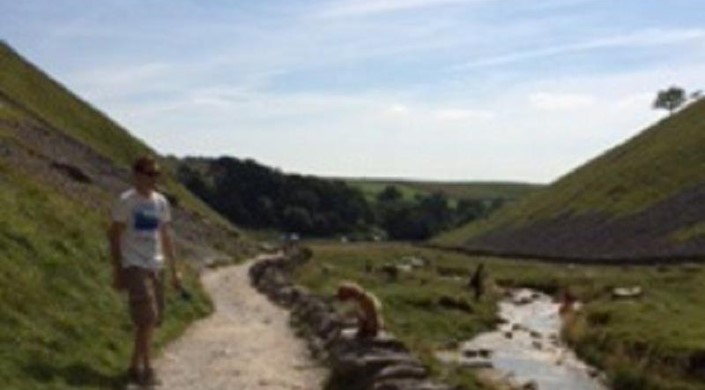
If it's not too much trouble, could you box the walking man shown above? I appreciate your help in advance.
[108,156,182,386]
[469,263,485,301]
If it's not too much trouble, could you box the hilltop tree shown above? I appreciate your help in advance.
[653,86,686,115]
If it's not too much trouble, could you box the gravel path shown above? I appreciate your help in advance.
[155,258,326,389]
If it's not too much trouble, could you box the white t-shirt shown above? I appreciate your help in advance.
[111,189,171,270]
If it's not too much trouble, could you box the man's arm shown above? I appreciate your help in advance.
[160,222,182,289]
[108,222,126,290]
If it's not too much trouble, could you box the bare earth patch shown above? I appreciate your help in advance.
[155,258,326,389]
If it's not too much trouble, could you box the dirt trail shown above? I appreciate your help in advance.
[155,257,326,389]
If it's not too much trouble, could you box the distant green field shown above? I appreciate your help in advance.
[344,178,541,202]
[435,99,705,247]
[296,242,705,390]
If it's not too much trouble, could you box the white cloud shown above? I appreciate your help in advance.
[191,96,232,109]
[381,103,495,123]
[529,92,595,111]
[316,0,477,18]
[615,92,654,110]
[71,63,173,98]
[387,103,410,115]
[434,108,495,121]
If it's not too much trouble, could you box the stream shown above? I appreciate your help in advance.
[436,289,606,390]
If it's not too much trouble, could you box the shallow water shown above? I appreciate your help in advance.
[437,289,606,390]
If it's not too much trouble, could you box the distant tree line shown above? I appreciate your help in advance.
[175,157,506,241]
[373,185,504,240]
[177,157,373,235]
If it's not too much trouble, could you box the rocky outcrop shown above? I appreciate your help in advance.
[249,249,455,390]
[461,187,705,261]
[0,111,251,264]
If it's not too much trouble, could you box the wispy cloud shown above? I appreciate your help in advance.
[529,92,595,111]
[386,103,410,115]
[316,0,477,18]
[453,28,705,71]
[615,92,653,110]
[69,63,176,100]
[434,108,495,121]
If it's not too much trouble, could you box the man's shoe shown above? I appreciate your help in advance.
[126,367,141,384]
[141,368,162,387]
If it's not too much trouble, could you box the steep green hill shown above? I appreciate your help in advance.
[0,42,233,227]
[435,98,705,260]
[0,42,251,388]
[0,42,146,166]
[0,162,214,389]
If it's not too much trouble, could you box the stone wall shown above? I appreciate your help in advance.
[249,249,455,390]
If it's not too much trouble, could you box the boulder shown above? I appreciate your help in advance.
[437,295,473,314]
[333,351,423,378]
[522,380,539,390]
[50,161,92,184]
[373,379,453,390]
[402,256,429,269]
[373,363,429,381]
[462,349,479,358]
[459,359,493,369]
[611,286,643,299]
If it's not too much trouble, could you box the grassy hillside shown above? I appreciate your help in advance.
[0,161,212,389]
[435,99,705,259]
[0,41,233,229]
[0,42,146,166]
[345,178,541,203]
[0,42,251,388]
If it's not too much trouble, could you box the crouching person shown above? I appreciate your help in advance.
[108,156,182,386]
[337,281,383,339]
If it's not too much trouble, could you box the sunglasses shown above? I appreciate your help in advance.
[137,169,161,177]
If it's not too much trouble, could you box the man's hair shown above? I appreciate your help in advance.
[132,156,160,174]
[337,281,382,309]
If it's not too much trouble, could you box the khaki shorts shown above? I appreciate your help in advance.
[124,266,164,327]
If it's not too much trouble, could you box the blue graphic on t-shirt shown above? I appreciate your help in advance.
[134,206,160,231]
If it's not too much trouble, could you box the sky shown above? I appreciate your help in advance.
[1,0,704,183]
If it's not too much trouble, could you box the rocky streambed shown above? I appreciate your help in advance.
[436,289,606,390]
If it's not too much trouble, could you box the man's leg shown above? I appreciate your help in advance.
[125,267,160,383]
[130,332,141,370]
[141,272,163,385]
[126,334,141,384]
[130,323,154,367]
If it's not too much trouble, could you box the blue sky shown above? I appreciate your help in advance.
[2,0,704,182]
